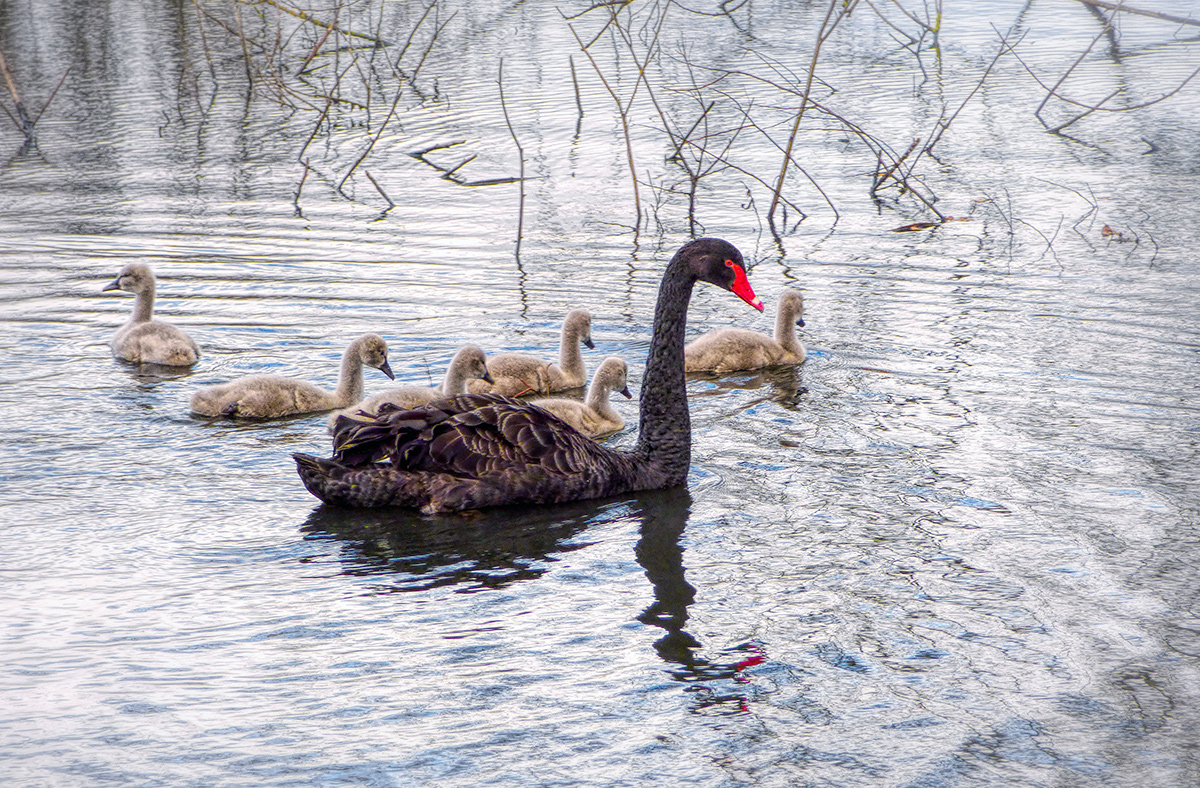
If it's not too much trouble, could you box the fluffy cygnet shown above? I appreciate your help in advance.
[190,333,393,418]
[468,309,593,396]
[329,344,493,428]
[530,356,631,438]
[684,288,805,372]
[103,262,200,367]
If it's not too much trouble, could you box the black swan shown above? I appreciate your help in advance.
[190,334,393,418]
[328,344,493,429]
[684,287,805,372]
[103,262,201,366]
[294,238,761,512]
[530,356,631,438]
[467,308,594,396]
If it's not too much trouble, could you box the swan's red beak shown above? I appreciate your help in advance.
[727,261,763,311]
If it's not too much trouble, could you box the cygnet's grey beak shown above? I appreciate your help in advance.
[620,386,632,399]
[796,318,806,328]
[584,337,595,350]
[102,278,121,292]
[481,368,495,384]
[378,361,395,380]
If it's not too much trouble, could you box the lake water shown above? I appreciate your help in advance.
[2,1,1199,786]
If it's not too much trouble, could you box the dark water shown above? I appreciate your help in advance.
[2,1,1199,786]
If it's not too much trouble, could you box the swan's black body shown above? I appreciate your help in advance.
[294,238,762,512]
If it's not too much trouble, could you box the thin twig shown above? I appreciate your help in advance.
[32,66,71,126]
[364,169,394,207]
[337,59,409,194]
[0,99,19,131]
[409,11,457,83]
[873,138,919,194]
[924,27,1023,156]
[255,0,389,44]
[0,47,34,141]
[298,14,336,75]
[568,54,584,132]
[441,155,476,178]
[1033,20,1108,127]
[395,0,438,62]
[498,58,526,257]
[565,11,644,230]
[1074,0,1200,27]
[294,157,311,215]
[767,0,847,230]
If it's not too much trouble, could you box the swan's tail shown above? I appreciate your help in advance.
[293,453,424,508]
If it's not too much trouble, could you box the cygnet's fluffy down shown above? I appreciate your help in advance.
[529,356,631,438]
[103,262,200,367]
[684,288,805,372]
[191,334,393,419]
[329,344,493,429]
[468,309,593,396]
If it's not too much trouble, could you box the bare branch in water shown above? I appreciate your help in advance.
[0,46,75,149]
[337,78,404,195]
[232,0,256,90]
[767,0,850,235]
[0,47,35,144]
[32,66,71,126]
[1000,20,1200,135]
[294,157,311,215]
[498,58,527,257]
[364,169,394,208]
[254,0,390,45]
[564,7,645,231]
[1073,0,1200,27]
[569,55,584,133]
[923,26,1023,157]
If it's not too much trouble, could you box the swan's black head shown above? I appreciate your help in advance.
[679,237,763,312]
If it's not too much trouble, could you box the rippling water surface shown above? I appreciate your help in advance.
[2,1,1199,786]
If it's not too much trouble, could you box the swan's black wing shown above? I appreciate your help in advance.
[332,393,599,478]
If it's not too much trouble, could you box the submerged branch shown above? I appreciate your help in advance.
[32,66,72,126]
[498,58,527,257]
[1073,0,1200,27]
[364,169,394,208]
[767,0,848,233]
[565,12,643,230]
[253,0,390,45]
[0,47,35,143]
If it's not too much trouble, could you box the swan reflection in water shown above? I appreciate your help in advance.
[299,497,603,592]
[687,364,807,408]
[301,487,764,712]
[635,488,767,714]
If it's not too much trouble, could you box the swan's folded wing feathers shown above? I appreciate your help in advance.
[489,401,596,471]
[426,427,510,475]
[425,410,526,475]
[330,391,600,480]
[494,408,555,459]
[435,398,596,474]
[332,405,450,466]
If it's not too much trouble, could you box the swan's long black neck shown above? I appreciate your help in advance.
[636,254,695,486]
